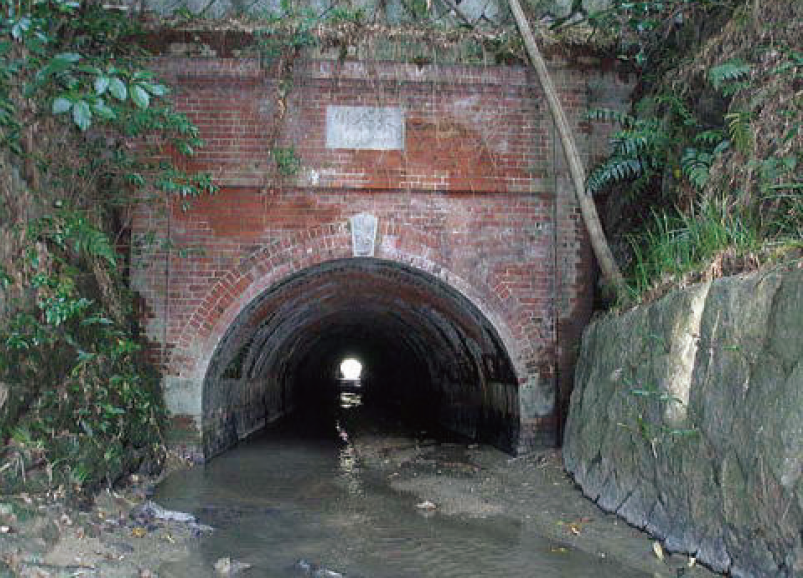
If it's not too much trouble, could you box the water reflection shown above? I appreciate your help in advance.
[337,444,363,497]
[336,391,363,496]
[339,391,363,409]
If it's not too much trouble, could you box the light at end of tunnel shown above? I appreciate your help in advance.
[339,358,363,380]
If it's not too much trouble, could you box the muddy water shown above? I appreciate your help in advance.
[154,394,650,578]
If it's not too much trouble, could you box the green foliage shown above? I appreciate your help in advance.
[327,6,366,24]
[1,210,166,493]
[403,0,430,21]
[156,165,217,210]
[0,0,216,495]
[681,132,729,191]
[584,106,674,196]
[627,197,759,296]
[752,155,803,239]
[585,95,702,200]
[708,59,751,95]
[586,3,802,301]
[272,146,300,176]
[725,110,752,153]
[253,1,318,65]
[681,148,713,191]
[616,368,698,455]
[586,0,741,68]
[32,211,118,265]
[1,0,169,136]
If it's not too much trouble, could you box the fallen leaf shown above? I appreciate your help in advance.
[131,527,147,538]
[652,540,665,561]
[568,523,582,536]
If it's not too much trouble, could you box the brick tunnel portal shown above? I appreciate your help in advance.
[133,50,635,459]
[202,258,520,459]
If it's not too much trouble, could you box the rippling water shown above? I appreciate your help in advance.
[155,394,648,578]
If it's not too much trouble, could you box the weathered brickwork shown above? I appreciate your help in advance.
[131,51,632,458]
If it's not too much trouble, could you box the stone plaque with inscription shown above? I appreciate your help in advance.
[349,213,378,257]
[326,106,404,150]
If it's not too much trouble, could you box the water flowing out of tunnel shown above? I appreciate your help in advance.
[153,396,650,578]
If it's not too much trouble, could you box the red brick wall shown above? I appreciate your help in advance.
[131,53,632,455]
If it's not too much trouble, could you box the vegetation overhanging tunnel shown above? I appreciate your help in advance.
[202,258,520,459]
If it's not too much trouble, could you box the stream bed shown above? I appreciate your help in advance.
[152,393,715,577]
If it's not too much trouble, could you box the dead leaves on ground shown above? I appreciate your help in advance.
[557,516,592,536]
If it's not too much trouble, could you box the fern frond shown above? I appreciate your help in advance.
[681,148,713,191]
[725,111,753,154]
[655,94,698,128]
[712,139,730,156]
[694,129,726,146]
[586,157,645,194]
[612,130,652,157]
[708,60,751,92]
[720,81,750,97]
[63,215,118,265]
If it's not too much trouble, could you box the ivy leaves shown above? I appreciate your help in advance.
[47,54,170,131]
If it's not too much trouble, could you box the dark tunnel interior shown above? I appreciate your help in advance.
[201,258,520,459]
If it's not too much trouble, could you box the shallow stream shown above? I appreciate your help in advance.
[154,394,651,577]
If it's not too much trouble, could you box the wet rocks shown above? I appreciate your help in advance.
[293,559,346,577]
[128,500,213,537]
[129,500,195,524]
[214,556,252,575]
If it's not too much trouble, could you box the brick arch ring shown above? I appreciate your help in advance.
[168,218,537,386]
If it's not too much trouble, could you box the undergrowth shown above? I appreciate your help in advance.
[582,0,803,304]
[627,197,762,298]
[0,0,214,497]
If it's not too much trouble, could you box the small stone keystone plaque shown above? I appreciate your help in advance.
[349,213,378,257]
[326,106,404,150]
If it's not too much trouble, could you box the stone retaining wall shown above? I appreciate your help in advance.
[564,265,803,577]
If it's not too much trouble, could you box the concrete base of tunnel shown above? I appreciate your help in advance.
[161,258,558,460]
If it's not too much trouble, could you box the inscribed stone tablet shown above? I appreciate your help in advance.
[350,213,378,257]
[326,106,404,150]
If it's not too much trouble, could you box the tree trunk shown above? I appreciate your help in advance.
[507,0,627,299]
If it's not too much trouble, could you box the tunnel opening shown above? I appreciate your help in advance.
[201,258,520,459]
[338,358,363,381]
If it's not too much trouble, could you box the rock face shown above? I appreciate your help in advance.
[127,0,610,24]
[564,266,803,577]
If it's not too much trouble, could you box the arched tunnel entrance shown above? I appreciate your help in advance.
[201,258,521,459]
